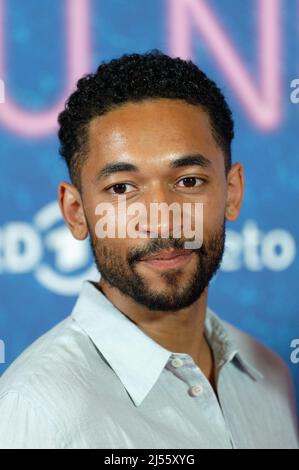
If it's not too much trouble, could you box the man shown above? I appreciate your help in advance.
[0,50,298,449]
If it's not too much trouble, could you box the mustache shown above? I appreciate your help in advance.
[128,238,205,266]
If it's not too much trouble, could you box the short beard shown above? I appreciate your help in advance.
[88,221,226,312]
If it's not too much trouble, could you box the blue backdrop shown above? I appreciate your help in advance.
[0,0,298,419]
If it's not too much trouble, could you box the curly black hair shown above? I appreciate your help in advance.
[58,49,234,188]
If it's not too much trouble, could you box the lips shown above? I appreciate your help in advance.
[140,249,192,261]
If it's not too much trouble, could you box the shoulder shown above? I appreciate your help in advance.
[222,316,291,381]
[0,314,106,424]
[0,307,124,448]
[0,314,113,448]
[207,307,297,407]
[209,308,298,440]
[217,312,298,420]
[0,316,86,394]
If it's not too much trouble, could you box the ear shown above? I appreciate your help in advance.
[225,162,244,222]
[58,181,88,240]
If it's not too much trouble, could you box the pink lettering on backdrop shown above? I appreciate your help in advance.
[168,0,282,129]
[0,0,91,137]
[0,0,282,136]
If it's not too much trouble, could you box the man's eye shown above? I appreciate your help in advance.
[176,177,204,188]
[106,183,136,195]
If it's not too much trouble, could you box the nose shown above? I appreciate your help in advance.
[134,181,182,238]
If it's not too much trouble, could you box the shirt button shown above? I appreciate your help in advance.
[189,384,203,397]
[171,357,184,368]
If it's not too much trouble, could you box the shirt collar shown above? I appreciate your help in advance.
[71,280,172,407]
[204,307,264,382]
[71,280,263,407]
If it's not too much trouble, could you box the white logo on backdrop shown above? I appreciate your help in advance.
[290,339,299,365]
[222,220,296,272]
[0,201,98,295]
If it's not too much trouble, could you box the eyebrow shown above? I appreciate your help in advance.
[169,154,212,170]
[94,162,139,183]
[93,153,212,183]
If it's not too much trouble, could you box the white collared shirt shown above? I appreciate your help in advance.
[0,280,298,448]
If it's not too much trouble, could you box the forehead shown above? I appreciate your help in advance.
[85,98,224,175]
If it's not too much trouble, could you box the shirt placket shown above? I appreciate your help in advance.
[166,352,235,448]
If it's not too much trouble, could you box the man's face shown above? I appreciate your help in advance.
[75,99,234,311]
